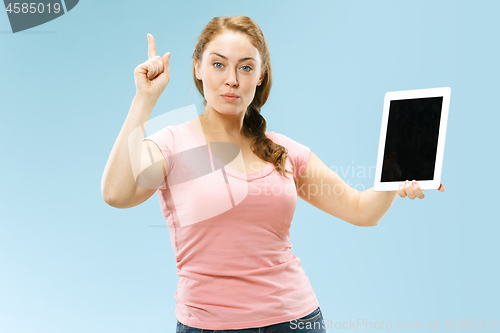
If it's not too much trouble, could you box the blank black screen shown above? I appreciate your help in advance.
[380,97,443,182]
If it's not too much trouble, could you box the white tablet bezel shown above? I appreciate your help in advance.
[374,87,451,191]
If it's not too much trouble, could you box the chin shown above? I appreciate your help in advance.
[208,100,247,115]
[221,105,247,115]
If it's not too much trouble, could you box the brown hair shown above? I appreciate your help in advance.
[192,16,293,179]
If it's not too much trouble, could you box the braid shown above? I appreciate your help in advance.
[244,106,293,179]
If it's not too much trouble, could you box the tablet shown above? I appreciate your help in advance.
[374,87,451,191]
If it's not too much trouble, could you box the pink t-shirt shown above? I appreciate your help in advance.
[143,120,319,330]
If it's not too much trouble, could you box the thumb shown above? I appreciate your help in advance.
[162,52,170,69]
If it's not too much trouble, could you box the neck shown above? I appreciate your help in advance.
[200,104,253,138]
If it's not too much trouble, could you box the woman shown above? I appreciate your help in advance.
[101,16,445,333]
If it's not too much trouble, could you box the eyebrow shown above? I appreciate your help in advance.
[210,52,256,62]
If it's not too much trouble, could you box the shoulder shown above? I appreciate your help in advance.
[266,130,311,179]
[145,121,193,141]
[144,121,197,156]
[265,131,287,145]
[265,131,308,151]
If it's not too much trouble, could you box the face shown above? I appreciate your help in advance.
[195,31,263,116]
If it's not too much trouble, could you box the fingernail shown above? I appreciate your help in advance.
[412,179,416,185]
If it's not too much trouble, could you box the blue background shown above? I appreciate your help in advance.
[1,0,498,332]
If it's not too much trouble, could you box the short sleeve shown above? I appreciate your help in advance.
[267,131,311,180]
[143,126,176,177]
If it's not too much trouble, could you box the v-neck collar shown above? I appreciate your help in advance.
[184,120,275,181]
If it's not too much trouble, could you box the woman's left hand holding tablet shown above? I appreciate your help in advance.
[398,180,445,199]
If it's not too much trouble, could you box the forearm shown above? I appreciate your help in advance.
[101,95,157,204]
[357,187,398,226]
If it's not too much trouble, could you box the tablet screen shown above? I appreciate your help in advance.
[381,97,443,182]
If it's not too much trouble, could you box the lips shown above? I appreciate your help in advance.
[221,95,239,102]
[221,93,240,98]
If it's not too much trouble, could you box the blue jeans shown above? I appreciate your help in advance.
[175,306,327,332]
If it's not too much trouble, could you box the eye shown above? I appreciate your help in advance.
[212,62,223,69]
[241,65,253,72]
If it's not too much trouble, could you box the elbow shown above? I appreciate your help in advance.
[101,188,123,208]
[355,192,379,227]
[103,195,128,209]
[102,188,140,209]
[101,178,118,207]
[356,217,379,227]
[362,218,379,227]
[102,191,118,208]
[364,220,379,227]
[101,181,131,209]
[346,217,378,227]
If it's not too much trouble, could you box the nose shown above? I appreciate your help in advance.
[224,69,238,87]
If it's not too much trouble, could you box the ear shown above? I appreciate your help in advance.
[257,74,264,86]
[195,60,201,80]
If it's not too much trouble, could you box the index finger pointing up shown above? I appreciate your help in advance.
[148,33,156,59]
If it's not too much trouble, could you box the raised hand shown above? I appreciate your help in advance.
[398,180,445,199]
[134,33,171,99]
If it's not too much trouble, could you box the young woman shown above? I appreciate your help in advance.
[101,16,445,333]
